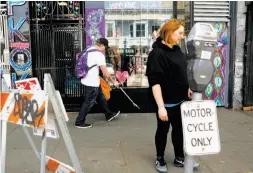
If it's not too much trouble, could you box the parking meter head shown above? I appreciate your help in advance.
[187,59,214,92]
[186,23,217,60]
[186,23,218,92]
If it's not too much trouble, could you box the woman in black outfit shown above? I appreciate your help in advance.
[146,19,199,173]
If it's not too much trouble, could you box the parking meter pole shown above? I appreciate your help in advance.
[184,92,202,173]
[184,154,194,173]
[192,92,202,101]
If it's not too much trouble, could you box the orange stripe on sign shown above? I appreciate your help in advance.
[70,171,76,173]
[8,93,34,124]
[46,158,60,172]
[0,93,10,112]
[34,101,46,127]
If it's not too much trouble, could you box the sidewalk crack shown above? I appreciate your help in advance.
[119,141,130,173]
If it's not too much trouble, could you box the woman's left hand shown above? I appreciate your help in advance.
[188,88,193,99]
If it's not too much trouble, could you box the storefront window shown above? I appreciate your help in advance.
[103,1,186,87]
[136,23,146,37]
[106,22,115,37]
[130,25,134,37]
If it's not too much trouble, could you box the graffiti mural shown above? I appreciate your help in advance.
[202,22,228,106]
[8,1,32,88]
[85,8,105,46]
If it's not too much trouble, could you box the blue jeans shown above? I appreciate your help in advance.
[75,85,112,125]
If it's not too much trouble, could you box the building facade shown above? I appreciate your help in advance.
[233,1,246,109]
[234,1,253,110]
[2,1,252,112]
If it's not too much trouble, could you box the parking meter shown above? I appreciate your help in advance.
[184,23,219,173]
[186,23,217,92]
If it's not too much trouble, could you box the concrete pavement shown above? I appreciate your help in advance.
[3,108,253,173]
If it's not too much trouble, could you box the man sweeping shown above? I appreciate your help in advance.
[75,38,120,128]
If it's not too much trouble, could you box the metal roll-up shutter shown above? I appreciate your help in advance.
[194,1,230,22]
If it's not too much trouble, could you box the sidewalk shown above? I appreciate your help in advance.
[4,108,253,173]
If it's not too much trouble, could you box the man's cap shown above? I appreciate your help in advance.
[97,38,109,48]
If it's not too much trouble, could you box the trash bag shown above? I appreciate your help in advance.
[99,76,112,101]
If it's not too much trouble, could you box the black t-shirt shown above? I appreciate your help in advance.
[146,39,189,105]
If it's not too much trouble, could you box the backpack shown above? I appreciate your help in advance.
[75,48,99,79]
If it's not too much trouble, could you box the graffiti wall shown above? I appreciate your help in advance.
[8,1,32,88]
[202,22,228,106]
[85,7,105,46]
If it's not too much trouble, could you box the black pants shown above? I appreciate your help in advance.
[155,104,184,158]
[75,85,113,125]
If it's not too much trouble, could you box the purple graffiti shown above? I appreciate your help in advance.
[9,18,27,42]
[7,1,26,16]
[85,8,105,46]
[10,48,31,71]
[202,22,228,106]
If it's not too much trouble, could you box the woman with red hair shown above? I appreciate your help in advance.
[146,19,199,173]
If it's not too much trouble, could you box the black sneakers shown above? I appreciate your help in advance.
[74,123,92,129]
[106,110,120,122]
[155,157,167,173]
[173,157,184,167]
[155,156,199,173]
[75,111,120,128]
[173,157,200,168]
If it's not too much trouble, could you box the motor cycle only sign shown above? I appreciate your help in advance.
[180,100,221,156]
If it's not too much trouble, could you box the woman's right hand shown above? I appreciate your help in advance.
[158,107,168,121]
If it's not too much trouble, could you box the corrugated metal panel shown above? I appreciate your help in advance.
[194,1,230,22]
[0,3,7,15]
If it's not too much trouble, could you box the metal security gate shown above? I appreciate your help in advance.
[29,2,86,111]
[30,23,86,110]
[243,2,253,107]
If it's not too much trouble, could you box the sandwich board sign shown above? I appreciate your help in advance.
[180,100,221,156]
[0,74,83,173]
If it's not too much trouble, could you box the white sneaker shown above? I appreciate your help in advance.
[155,157,167,173]
[173,157,200,169]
